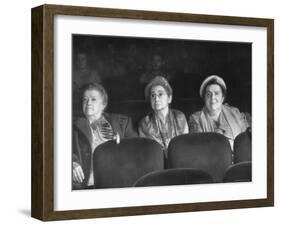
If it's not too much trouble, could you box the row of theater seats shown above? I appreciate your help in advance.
[93,131,252,189]
[134,162,252,187]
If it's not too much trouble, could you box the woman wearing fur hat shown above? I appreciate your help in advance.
[189,75,251,149]
[138,76,189,157]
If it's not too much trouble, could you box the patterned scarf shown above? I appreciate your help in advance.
[154,112,178,150]
[88,115,115,186]
[90,115,115,140]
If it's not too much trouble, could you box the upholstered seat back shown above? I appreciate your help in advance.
[93,137,164,188]
[167,133,232,182]
[223,161,252,182]
[134,168,214,187]
[233,131,252,163]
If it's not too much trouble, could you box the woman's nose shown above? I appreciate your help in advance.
[86,99,92,105]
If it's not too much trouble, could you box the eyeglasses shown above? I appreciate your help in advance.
[150,92,167,99]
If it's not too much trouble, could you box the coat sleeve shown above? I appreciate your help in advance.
[72,129,82,165]
[237,110,251,130]
[227,105,251,130]
[138,116,157,141]
[112,114,138,138]
[123,115,138,138]
[243,112,251,128]
[174,110,189,134]
[138,117,150,138]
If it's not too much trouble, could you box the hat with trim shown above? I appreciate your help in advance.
[144,76,172,100]
[199,75,227,98]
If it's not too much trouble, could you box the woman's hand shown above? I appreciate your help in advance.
[72,162,85,183]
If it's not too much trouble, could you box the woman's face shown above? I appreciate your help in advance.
[83,89,105,119]
[204,84,225,113]
[150,85,172,112]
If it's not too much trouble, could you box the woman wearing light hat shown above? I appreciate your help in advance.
[139,76,189,156]
[189,75,250,148]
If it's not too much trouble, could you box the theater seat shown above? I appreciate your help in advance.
[223,161,252,182]
[133,168,214,187]
[167,133,232,182]
[93,137,164,188]
[233,131,252,163]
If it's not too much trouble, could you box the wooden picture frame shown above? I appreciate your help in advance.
[31,4,274,221]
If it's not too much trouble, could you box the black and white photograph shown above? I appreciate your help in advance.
[72,34,252,190]
[30,3,274,221]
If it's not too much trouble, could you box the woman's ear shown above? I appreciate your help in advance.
[102,103,107,112]
[168,95,172,104]
[222,95,225,103]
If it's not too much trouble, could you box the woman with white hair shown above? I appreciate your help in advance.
[72,83,137,189]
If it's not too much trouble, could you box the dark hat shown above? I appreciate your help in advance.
[144,76,173,100]
[199,75,227,98]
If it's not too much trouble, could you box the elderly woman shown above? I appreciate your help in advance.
[189,75,250,148]
[72,83,137,189]
[138,76,189,156]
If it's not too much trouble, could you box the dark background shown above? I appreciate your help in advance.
[72,34,252,127]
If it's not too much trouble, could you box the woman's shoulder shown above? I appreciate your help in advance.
[223,103,250,126]
[223,103,241,113]
[106,112,128,119]
[170,109,184,116]
[170,109,187,121]
[139,112,154,125]
[72,117,92,139]
[73,117,88,128]
[188,110,202,121]
[104,112,131,124]
[138,113,156,136]
[223,104,248,120]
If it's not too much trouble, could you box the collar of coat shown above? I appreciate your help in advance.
[74,113,112,145]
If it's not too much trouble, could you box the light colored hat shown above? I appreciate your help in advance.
[199,75,227,98]
[144,76,173,100]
